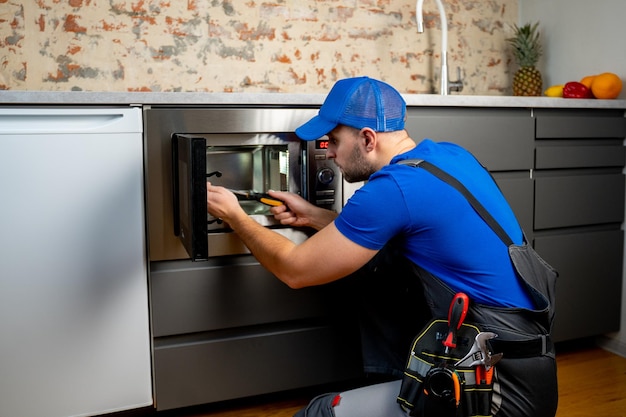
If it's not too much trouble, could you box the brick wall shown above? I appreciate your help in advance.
[0,0,518,94]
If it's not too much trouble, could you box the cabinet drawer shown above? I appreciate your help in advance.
[534,173,625,229]
[536,143,625,169]
[534,230,623,342]
[535,111,626,139]
[405,108,533,171]
[150,259,331,337]
[153,323,363,410]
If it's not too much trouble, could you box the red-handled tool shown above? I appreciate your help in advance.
[443,292,469,353]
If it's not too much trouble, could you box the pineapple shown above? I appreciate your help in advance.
[507,22,543,96]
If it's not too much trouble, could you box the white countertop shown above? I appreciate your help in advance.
[1,90,626,109]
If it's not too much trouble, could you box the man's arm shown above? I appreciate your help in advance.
[207,184,377,288]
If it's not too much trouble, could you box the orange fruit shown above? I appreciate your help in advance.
[590,72,623,99]
[579,75,596,89]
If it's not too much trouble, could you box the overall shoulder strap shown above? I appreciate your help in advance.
[398,159,514,246]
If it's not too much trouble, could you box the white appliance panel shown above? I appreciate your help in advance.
[0,108,152,417]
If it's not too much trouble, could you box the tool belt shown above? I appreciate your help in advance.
[396,316,555,417]
[397,319,494,417]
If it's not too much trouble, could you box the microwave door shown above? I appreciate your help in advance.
[172,134,209,261]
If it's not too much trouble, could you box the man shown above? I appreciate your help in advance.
[207,76,557,417]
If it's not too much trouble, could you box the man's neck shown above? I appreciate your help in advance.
[377,130,416,168]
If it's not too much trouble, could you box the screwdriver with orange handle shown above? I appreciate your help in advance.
[228,189,284,207]
[443,292,470,354]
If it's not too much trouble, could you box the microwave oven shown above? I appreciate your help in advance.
[172,132,341,260]
[145,107,347,261]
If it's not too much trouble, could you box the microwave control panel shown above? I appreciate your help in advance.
[305,139,342,213]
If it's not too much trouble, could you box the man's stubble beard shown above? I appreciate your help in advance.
[340,143,377,183]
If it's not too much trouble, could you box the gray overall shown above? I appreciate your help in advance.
[294,253,558,417]
[397,159,559,416]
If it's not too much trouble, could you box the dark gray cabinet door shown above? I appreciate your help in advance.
[535,109,626,139]
[536,142,625,169]
[534,172,625,230]
[150,260,331,337]
[153,323,362,410]
[535,230,623,342]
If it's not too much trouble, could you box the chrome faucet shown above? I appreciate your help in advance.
[416,0,463,95]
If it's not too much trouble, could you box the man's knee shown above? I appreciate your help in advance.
[294,392,341,417]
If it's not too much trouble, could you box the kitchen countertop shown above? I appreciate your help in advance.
[2,91,626,109]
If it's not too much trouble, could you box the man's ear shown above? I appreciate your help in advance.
[360,127,377,152]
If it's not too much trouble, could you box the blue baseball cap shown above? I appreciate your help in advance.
[295,76,407,141]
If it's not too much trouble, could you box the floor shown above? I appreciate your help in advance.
[554,342,626,417]
[146,340,626,417]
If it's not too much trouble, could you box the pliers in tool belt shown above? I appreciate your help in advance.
[475,363,495,385]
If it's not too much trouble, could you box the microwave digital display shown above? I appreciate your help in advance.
[316,139,329,150]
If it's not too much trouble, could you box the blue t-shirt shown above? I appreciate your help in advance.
[335,139,534,308]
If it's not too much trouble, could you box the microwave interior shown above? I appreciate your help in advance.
[172,133,296,261]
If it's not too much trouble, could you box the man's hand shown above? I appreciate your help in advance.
[268,190,338,230]
[206,183,247,224]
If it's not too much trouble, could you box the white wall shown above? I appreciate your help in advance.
[520,0,626,99]
[520,0,626,357]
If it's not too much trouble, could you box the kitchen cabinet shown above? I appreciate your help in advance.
[533,108,626,342]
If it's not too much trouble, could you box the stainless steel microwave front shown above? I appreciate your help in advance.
[145,107,343,261]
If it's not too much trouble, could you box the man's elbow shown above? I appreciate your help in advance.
[283,275,307,290]
[277,271,309,289]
